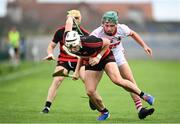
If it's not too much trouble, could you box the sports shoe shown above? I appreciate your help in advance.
[138,107,155,119]
[89,99,97,110]
[41,107,50,113]
[97,112,110,121]
[143,94,155,105]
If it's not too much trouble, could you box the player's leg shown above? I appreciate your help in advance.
[119,63,154,119]
[119,63,142,110]
[42,65,68,113]
[8,46,15,64]
[84,70,104,110]
[79,65,85,82]
[79,65,100,111]
[14,47,20,65]
[84,70,110,120]
[104,62,154,105]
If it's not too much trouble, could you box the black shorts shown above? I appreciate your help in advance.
[57,61,85,73]
[14,47,19,54]
[57,61,77,73]
[85,51,115,71]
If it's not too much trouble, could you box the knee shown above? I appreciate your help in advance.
[52,77,63,87]
[111,76,121,85]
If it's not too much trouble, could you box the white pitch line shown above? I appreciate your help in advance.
[0,67,47,82]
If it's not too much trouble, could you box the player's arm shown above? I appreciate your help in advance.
[65,14,74,33]
[89,37,110,66]
[43,41,56,61]
[72,58,83,80]
[97,37,110,59]
[129,30,152,56]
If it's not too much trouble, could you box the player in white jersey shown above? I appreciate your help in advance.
[91,11,155,119]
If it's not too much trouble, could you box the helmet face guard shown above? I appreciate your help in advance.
[65,31,81,49]
[102,11,119,24]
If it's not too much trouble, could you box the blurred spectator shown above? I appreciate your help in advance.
[32,44,39,62]
[20,35,26,60]
[7,26,20,66]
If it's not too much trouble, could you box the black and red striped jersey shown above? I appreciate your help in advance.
[74,35,110,58]
[52,26,89,62]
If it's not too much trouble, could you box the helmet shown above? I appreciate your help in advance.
[65,31,81,48]
[67,10,82,25]
[102,11,119,24]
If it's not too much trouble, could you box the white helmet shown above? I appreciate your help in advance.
[65,31,81,48]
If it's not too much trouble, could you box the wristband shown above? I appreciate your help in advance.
[96,54,102,60]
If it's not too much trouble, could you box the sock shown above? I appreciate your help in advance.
[139,91,145,99]
[100,108,109,113]
[45,101,52,108]
[134,99,143,112]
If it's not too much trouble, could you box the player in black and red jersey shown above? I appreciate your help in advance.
[62,14,155,121]
[41,10,98,113]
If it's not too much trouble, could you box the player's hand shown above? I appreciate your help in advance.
[43,54,56,61]
[144,46,153,57]
[89,57,100,66]
[72,72,79,80]
[66,12,74,19]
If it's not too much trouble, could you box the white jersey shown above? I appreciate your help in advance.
[90,24,131,66]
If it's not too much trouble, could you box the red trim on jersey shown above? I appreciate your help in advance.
[57,26,65,30]
[109,42,120,49]
[81,42,103,47]
[102,49,110,59]
[59,45,78,60]
[58,57,78,62]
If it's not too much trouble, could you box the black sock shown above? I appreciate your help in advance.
[100,108,109,113]
[45,101,52,108]
[139,91,145,98]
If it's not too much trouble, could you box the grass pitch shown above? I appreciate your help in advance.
[0,60,180,123]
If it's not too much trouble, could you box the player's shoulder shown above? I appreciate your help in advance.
[55,26,65,33]
[93,26,103,32]
[90,26,103,36]
[81,35,101,42]
[81,35,102,47]
[81,35,95,40]
[117,24,129,30]
[117,24,131,34]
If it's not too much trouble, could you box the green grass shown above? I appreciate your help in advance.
[0,60,180,123]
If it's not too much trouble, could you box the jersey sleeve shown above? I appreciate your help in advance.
[81,35,103,48]
[52,29,64,44]
[120,24,131,37]
[90,26,102,37]
[90,30,98,37]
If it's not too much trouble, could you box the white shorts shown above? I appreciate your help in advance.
[112,49,127,66]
